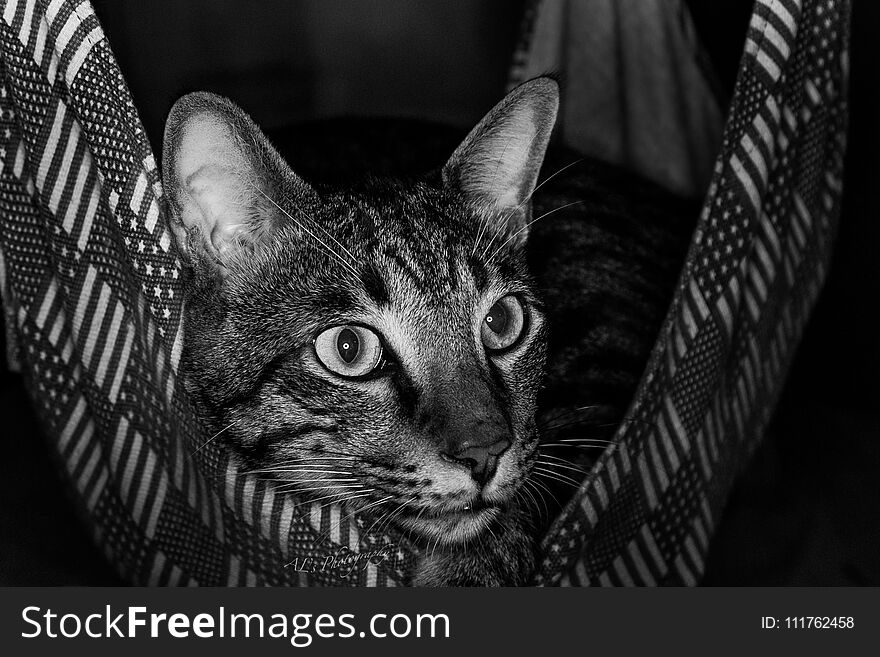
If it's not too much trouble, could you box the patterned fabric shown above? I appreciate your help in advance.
[0,0,848,587]
[513,0,850,585]
[0,0,411,586]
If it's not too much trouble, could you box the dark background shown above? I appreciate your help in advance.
[0,0,876,585]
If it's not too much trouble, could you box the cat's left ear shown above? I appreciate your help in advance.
[442,77,559,247]
[162,92,318,271]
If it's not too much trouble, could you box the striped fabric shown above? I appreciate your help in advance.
[514,0,850,585]
[0,0,849,587]
[0,0,412,586]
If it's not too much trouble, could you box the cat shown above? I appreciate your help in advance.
[162,77,696,586]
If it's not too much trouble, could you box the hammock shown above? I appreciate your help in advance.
[0,0,849,586]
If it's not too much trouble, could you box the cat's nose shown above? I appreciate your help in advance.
[442,438,511,486]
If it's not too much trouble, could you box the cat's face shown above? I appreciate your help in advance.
[163,78,558,546]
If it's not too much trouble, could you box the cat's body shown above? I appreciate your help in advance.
[162,79,696,586]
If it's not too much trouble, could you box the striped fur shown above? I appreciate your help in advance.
[164,80,696,585]
[165,80,569,585]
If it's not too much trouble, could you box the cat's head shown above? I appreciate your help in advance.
[162,78,558,546]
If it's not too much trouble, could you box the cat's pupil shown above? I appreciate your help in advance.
[337,328,360,363]
[485,303,508,335]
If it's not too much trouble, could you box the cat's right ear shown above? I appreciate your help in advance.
[162,92,317,270]
[442,77,559,248]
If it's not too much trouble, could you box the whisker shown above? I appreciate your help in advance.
[308,492,386,547]
[487,200,588,265]
[553,437,616,445]
[249,183,361,279]
[479,158,584,261]
[273,455,358,462]
[522,479,548,519]
[286,452,362,462]
[429,531,444,561]
[543,416,658,435]
[540,421,618,436]
[254,463,357,475]
[285,446,361,458]
[536,404,603,426]
[471,137,516,257]
[364,509,392,538]
[484,520,499,545]
[527,476,562,510]
[242,468,355,476]
[343,495,395,528]
[542,437,615,445]
[365,495,413,538]
[516,483,544,521]
[397,504,430,548]
[535,458,591,476]
[380,497,416,535]
[532,466,583,488]
[262,480,360,489]
[295,489,374,510]
[538,452,590,464]
[191,420,238,454]
[252,181,359,264]
[523,157,584,207]
[539,442,610,451]
[277,484,367,495]
[265,476,357,482]
[318,491,374,512]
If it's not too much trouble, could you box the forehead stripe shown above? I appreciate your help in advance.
[360,262,390,306]
[466,254,491,292]
[384,247,431,295]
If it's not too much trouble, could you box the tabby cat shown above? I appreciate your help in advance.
[162,77,695,586]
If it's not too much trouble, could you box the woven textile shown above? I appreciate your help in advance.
[512,0,850,585]
[0,0,412,586]
[0,0,849,586]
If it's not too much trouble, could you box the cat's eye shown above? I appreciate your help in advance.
[314,325,384,377]
[481,295,525,351]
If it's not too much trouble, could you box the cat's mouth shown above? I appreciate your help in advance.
[397,498,502,545]
[427,497,494,516]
